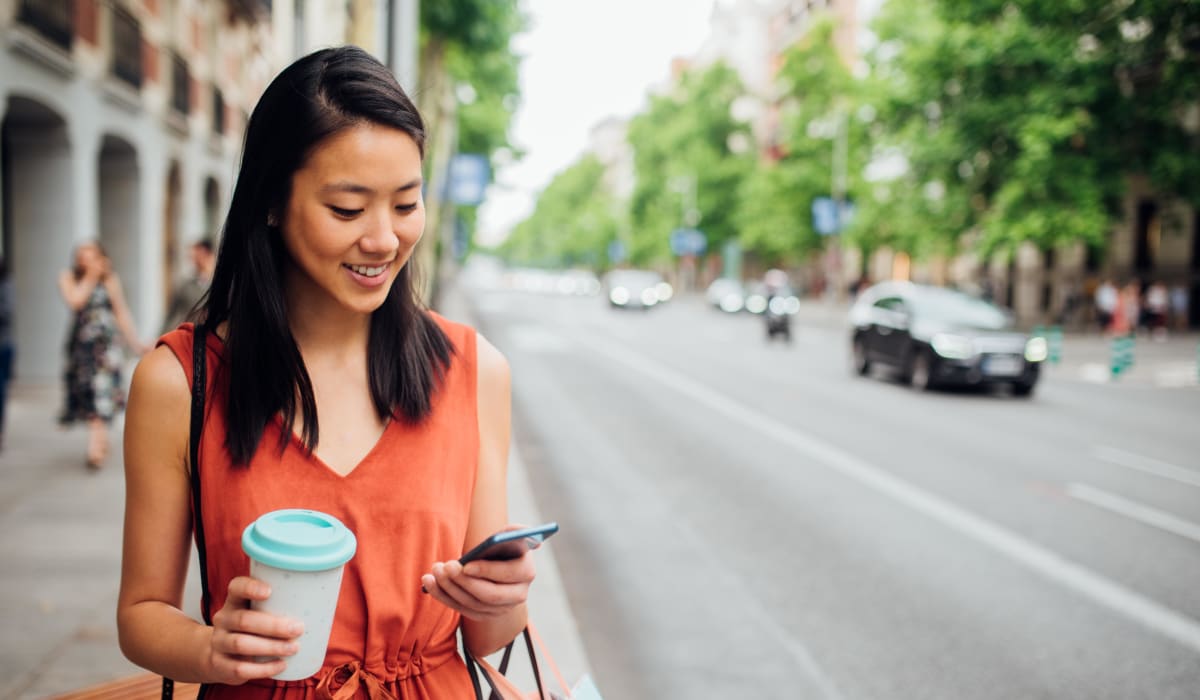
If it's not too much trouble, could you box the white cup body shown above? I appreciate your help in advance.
[248,558,346,680]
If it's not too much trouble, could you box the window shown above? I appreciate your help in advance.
[18,0,73,50]
[111,7,142,88]
[212,86,225,136]
[171,51,190,116]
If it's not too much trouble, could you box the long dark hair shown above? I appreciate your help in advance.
[202,45,453,466]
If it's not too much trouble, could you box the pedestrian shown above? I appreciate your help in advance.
[1144,280,1169,341]
[1094,278,1117,333]
[117,46,534,699]
[160,236,217,334]
[1169,282,1189,331]
[0,256,13,452]
[57,240,146,469]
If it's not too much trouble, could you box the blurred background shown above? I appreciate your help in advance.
[2,0,1199,698]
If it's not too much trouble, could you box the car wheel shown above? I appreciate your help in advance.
[1013,381,1035,397]
[910,350,935,391]
[852,338,870,376]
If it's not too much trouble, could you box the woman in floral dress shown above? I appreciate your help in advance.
[57,241,146,468]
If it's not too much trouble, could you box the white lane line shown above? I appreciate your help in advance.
[581,332,1200,655]
[1068,483,1200,544]
[1093,445,1200,489]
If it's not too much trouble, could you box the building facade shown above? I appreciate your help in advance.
[1,0,421,382]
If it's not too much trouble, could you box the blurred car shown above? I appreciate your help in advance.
[603,269,673,309]
[557,269,602,296]
[849,281,1046,395]
[705,277,746,313]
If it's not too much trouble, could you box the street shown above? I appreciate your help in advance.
[464,281,1200,699]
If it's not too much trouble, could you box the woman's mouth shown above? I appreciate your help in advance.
[343,262,392,288]
[344,263,388,277]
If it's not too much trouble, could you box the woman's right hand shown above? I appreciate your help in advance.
[207,576,305,685]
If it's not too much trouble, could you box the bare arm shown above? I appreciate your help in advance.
[118,346,300,683]
[423,332,531,657]
[58,269,100,311]
[105,275,146,353]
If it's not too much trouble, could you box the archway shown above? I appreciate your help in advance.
[1,96,74,380]
[97,133,141,324]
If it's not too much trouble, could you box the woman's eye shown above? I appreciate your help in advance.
[329,206,362,218]
[395,203,419,213]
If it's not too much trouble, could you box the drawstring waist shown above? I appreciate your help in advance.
[315,662,397,700]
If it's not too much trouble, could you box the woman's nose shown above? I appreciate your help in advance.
[358,209,399,256]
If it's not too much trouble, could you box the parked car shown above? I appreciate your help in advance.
[705,277,746,313]
[849,281,1046,395]
[603,269,673,310]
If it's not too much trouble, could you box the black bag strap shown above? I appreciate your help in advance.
[465,627,548,700]
[163,323,212,700]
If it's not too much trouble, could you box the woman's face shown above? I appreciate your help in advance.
[279,122,424,316]
[75,244,103,271]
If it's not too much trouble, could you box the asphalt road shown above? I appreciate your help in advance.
[464,284,1200,700]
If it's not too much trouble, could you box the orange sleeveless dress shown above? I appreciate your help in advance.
[159,316,479,700]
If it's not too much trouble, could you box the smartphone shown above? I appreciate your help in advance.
[459,522,559,564]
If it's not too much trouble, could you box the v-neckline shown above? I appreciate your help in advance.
[278,415,393,480]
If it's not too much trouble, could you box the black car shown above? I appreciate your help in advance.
[849,281,1047,395]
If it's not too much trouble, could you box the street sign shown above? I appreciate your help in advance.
[669,227,707,256]
[812,196,855,235]
[446,154,490,206]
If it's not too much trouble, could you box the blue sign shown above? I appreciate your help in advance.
[812,197,855,235]
[669,227,707,256]
[446,154,490,206]
[607,240,627,264]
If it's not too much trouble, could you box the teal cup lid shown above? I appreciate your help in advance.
[242,509,357,572]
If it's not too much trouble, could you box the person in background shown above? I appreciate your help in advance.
[117,46,534,699]
[57,241,147,469]
[1144,280,1169,341]
[1169,282,1190,332]
[161,237,217,334]
[1094,278,1117,334]
[0,256,13,452]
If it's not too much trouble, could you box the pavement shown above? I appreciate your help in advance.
[0,276,591,699]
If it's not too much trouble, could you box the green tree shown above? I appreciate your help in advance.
[863,0,1200,258]
[740,17,867,265]
[626,61,754,267]
[498,156,622,269]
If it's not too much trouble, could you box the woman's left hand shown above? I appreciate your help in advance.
[421,553,535,621]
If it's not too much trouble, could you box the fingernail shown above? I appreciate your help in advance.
[289,622,305,635]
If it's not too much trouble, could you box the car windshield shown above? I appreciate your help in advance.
[910,288,1011,329]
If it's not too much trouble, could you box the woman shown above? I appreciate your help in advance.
[57,241,145,468]
[117,46,533,698]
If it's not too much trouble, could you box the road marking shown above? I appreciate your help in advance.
[1093,445,1200,488]
[581,332,1200,655]
[1068,483,1200,544]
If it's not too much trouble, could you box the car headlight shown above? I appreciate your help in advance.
[656,282,674,302]
[931,333,975,359]
[641,288,659,306]
[719,294,744,313]
[1025,336,1048,362]
[746,295,767,314]
[785,296,801,315]
[610,287,630,305]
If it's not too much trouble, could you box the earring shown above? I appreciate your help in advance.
[267,212,279,227]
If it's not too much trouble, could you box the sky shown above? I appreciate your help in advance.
[474,0,718,246]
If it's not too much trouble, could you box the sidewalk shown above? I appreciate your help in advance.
[0,278,591,699]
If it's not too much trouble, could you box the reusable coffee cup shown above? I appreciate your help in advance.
[241,508,357,680]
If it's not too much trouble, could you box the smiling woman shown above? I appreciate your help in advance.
[117,46,537,700]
